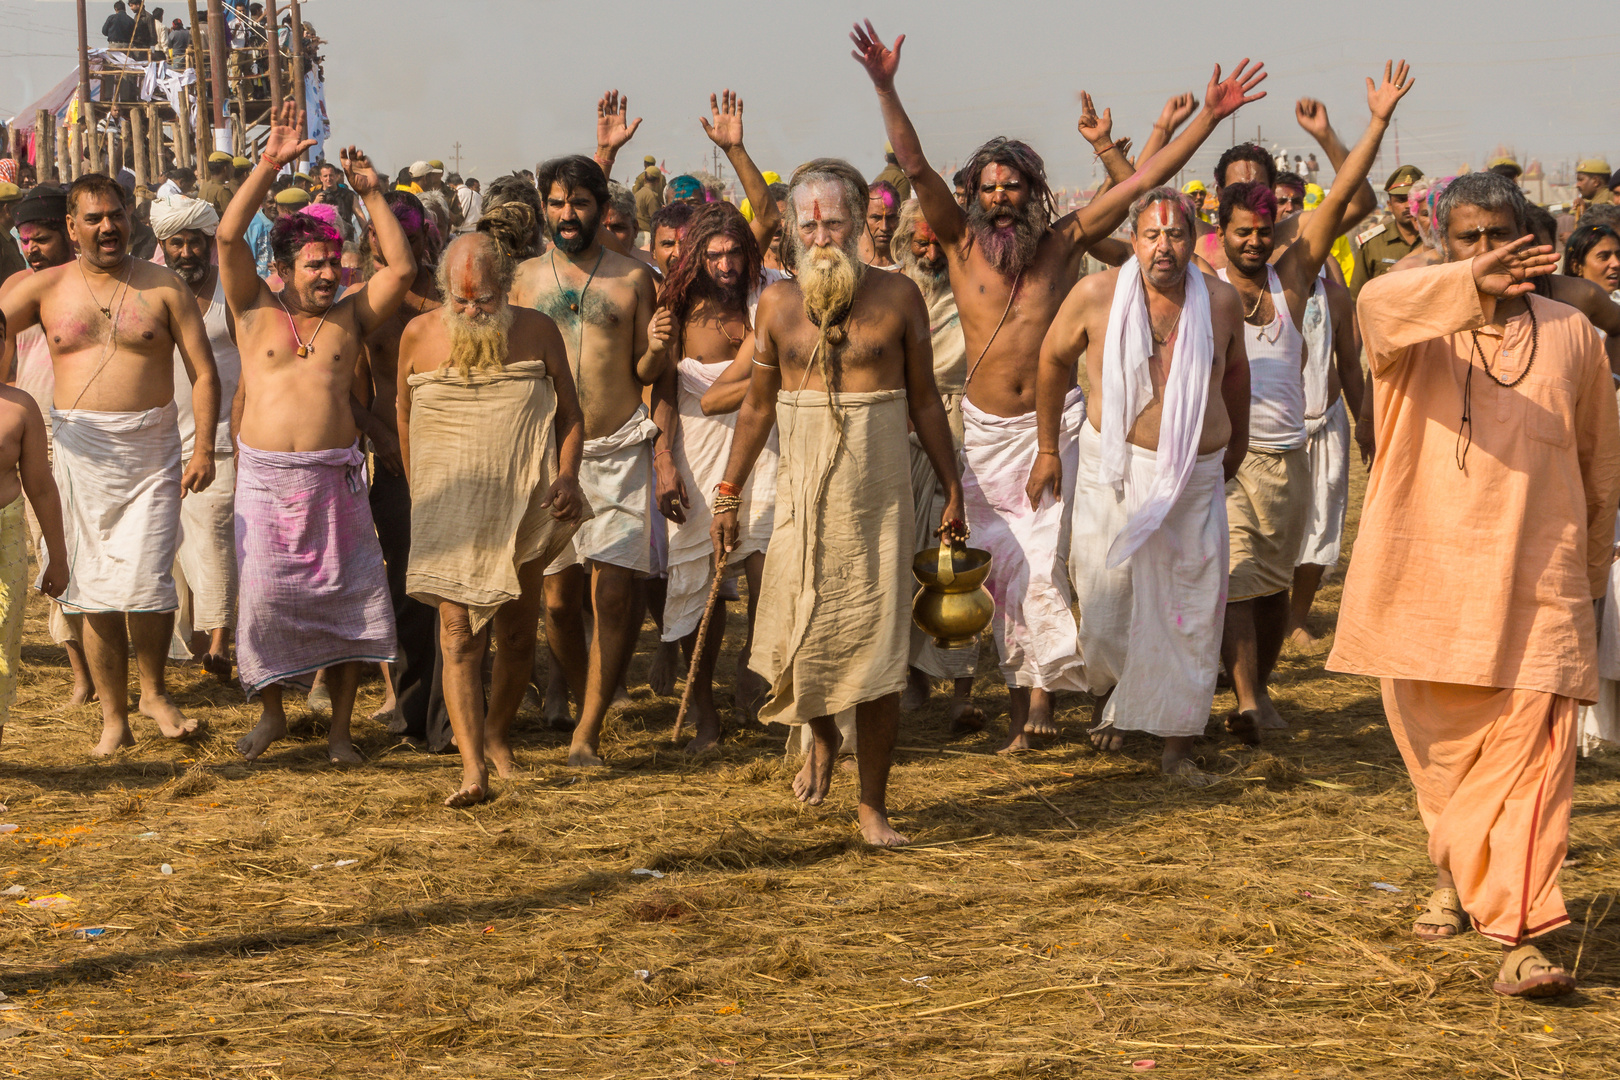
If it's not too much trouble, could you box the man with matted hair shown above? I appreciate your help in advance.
[853,18,1266,749]
[711,158,963,846]
[0,172,221,755]
[397,232,587,806]
[1330,166,1620,998]
[1032,187,1250,780]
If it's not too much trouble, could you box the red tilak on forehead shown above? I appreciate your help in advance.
[812,199,822,222]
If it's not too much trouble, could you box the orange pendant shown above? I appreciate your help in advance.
[297,346,310,358]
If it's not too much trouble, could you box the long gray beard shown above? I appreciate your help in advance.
[797,241,864,340]
[443,301,515,379]
[966,198,1044,277]
[902,259,950,304]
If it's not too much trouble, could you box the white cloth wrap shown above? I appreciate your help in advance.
[174,276,239,456]
[1071,422,1228,738]
[50,403,182,614]
[1301,276,1332,424]
[1218,265,1307,452]
[168,454,239,658]
[149,194,219,240]
[1097,258,1214,568]
[547,405,659,575]
[961,388,1087,691]
[1296,398,1350,570]
[1580,386,1620,754]
[662,358,777,642]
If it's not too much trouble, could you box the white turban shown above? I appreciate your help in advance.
[149,194,220,241]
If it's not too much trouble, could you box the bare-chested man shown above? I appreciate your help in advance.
[510,154,670,767]
[397,233,585,806]
[650,93,783,751]
[0,186,92,704]
[218,104,415,764]
[1,174,220,757]
[1032,189,1249,780]
[149,194,241,681]
[712,158,963,846]
[1213,63,1412,744]
[852,18,1266,749]
[354,189,445,746]
[860,181,900,269]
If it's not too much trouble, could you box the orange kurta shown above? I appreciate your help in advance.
[1330,259,1620,700]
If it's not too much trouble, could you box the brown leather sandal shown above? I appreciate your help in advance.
[1413,887,1467,941]
[1492,944,1576,998]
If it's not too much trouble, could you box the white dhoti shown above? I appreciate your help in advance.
[1581,436,1620,755]
[1296,398,1350,571]
[50,403,182,614]
[547,406,660,576]
[168,454,239,660]
[961,387,1086,691]
[15,327,74,646]
[663,359,777,642]
[909,391,975,679]
[1071,423,1228,737]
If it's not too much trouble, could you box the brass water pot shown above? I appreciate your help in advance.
[912,538,994,649]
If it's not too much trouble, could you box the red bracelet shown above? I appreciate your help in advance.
[715,481,741,498]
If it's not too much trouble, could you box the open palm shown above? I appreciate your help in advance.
[1204,58,1267,120]
[701,90,745,151]
[339,146,380,196]
[596,90,642,153]
[1366,60,1415,121]
[1473,235,1559,298]
[264,101,315,166]
[849,19,903,91]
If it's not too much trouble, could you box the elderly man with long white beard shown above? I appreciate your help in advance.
[712,159,964,847]
[150,194,242,682]
[1030,189,1250,781]
[397,233,587,807]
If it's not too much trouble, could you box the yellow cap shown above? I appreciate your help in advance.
[1487,155,1520,173]
[232,156,251,169]
[427,160,444,171]
[0,182,21,203]
[293,172,312,183]
[761,171,781,185]
[208,150,232,164]
[273,187,311,207]
[1578,158,1612,176]
[1182,180,1206,194]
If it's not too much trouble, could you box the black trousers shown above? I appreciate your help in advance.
[369,468,450,747]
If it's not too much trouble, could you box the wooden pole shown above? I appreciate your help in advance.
[289,0,307,168]
[175,86,195,170]
[76,0,103,175]
[130,109,149,191]
[186,0,211,160]
[231,56,250,157]
[206,0,229,135]
[67,124,82,182]
[146,103,163,182]
[37,111,55,184]
[264,0,284,111]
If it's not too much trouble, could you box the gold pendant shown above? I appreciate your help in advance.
[570,303,579,313]
[297,346,310,358]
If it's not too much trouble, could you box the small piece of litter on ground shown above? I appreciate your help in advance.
[901,975,932,985]
[23,893,73,908]
[1371,882,1401,893]
[137,832,158,840]
[0,824,18,834]
[160,864,174,876]
[631,868,665,879]
[635,969,651,981]
[1,885,25,896]
[311,860,359,871]
[75,928,107,939]
[1132,1061,1156,1071]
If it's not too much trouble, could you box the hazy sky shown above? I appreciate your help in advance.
[5,0,1617,192]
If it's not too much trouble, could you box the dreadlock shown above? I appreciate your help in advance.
[657,202,763,345]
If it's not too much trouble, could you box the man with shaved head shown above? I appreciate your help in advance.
[853,19,1267,749]
[712,158,964,846]
[1,174,221,757]
[397,233,587,806]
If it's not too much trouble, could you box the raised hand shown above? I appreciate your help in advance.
[1366,60,1415,121]
[1159,92,1197,132]
[596,90,642,154]
[263,100,316,167]
[1204,59,1267,120]
[700,90,745,152]
[1294,98,1331,141]
[850,19,904,91]
[1472,235,1560,298]
[1077,92,1113,149]
[340,146,381,196]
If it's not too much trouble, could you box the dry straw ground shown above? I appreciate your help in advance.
[4,464,1620,1080]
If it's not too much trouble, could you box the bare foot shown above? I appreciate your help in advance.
[647,641,680,697]
[683,699,721,755]
[1253,694,1287,731]
[948,697,985,733]
[90,718,137,758]
[1225,710,1262,747]
[1025,690,1059,738]
[327,737,364,765]
[608,685,632,713]
[733,662,768,724]
[792,742,837,805]
[236,707,287,762]
[544,683,574,732]
[306,683,332,715]
[857,804,911,846]
[67,680,98,707]
[1287,626,1321,650]
[487,739,518,779]
[445,779,488,807]
[201,652,233,686]
[372,701,400,729]
[567,740,605,767]
[140,693,202,739]
[900,668,931,711]
[1089,725,1125,753]
[1165,758,1217,787]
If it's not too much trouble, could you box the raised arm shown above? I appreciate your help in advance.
[701,91,780,257]
[1133,93,1198,172]
[345,146,415,335]
[1281,62,1412,294]
[850,20,967,246]
[1288,96,1378,240]
[1070,60,1268,247]
[1078,92,1135,187]
[593,90,643,183]
[220,102,313,312]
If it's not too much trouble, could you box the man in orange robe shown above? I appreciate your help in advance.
[1330,171,1620,998]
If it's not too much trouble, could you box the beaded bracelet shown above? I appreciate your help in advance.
[712,493,743,514]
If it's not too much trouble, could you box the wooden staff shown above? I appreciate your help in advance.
[670,549,729,743]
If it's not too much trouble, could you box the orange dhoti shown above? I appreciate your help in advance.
[1382,679,1576,946]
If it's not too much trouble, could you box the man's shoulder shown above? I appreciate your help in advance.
[1356,221,1391,247]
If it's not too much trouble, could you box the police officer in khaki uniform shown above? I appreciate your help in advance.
[1351,163,1422,299]
[1577,158,1614,209]
[197,151,234,219]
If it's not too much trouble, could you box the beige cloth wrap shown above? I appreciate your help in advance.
[405,361,590,634]
[752,389,914,726]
